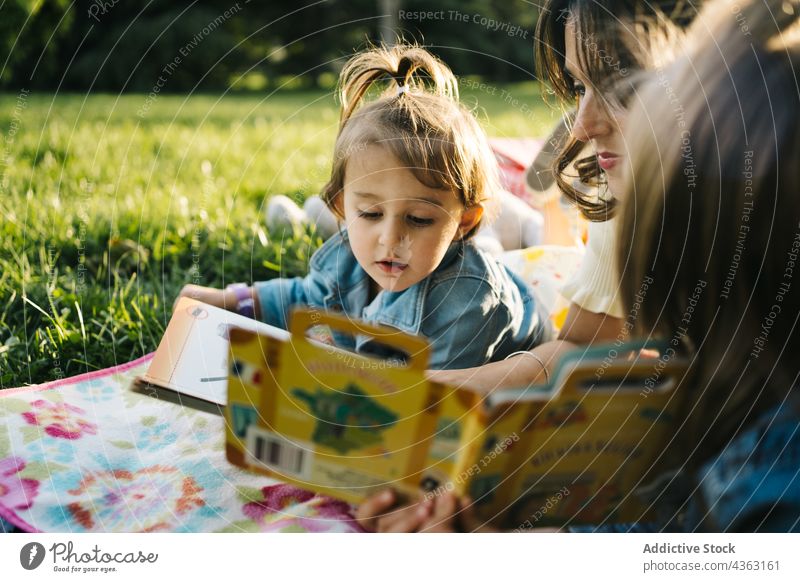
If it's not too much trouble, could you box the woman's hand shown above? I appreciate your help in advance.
[356,489,498,532]
[356,489,433,532]
[426,340,575,392]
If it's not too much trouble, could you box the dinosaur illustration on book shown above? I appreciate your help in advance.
[291,383,398,454]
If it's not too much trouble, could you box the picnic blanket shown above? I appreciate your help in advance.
[0,246,582,533]
[0,357,361,533]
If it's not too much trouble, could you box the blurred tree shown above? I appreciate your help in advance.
[0,0,541,92]
[396,0,541,82]
[0,0,74,90]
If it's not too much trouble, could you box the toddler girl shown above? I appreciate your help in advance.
[179,45,551,370]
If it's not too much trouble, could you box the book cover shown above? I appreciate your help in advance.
[225,309,687,527]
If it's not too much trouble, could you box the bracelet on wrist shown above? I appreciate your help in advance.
[504,350,550,384]
[225,283,255,319]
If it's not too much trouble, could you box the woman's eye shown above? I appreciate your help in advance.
[358,211,381,220]
[572,83,586,98]
[407,215,435,227]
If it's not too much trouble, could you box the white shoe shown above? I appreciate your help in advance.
[492,190,544,250]
[303,196,339,239]
[266,195,307,229]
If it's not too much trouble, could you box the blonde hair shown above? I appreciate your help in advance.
[321,44,499,239]
[619,0,800,475]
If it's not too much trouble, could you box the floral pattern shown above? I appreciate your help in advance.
[0,356,360,533]
[242,484,358,533]
[76,378,116,402]
[66,465,205,532]
[21,399,98,440]
[0,457,39,510]
[137,420,179,452]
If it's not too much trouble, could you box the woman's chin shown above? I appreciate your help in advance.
[605,172,626,202]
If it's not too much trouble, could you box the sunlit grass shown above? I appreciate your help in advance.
[0,84,556,387]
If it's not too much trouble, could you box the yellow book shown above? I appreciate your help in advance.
[225,309,686,528]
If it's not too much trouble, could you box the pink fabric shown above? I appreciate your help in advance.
[1,353,155,397]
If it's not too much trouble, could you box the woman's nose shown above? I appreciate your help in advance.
[571,89,610,143]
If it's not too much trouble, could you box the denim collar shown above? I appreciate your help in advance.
[310,230,465,334]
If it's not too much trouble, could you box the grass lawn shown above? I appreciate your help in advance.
[0,83,559,388]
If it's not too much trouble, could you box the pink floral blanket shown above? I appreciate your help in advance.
[0,355,362,533]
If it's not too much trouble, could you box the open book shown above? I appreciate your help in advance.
[225,309,687,528]
[133,296,289,414]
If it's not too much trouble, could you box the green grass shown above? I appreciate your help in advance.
[0,83,558,387]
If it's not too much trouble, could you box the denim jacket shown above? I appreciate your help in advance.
[254,231,551,370]
[570,400,800,533]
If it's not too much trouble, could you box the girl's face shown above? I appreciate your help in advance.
[339,145,482,294]
[564,18,630,198]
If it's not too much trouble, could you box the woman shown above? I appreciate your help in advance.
[427,0,697,391]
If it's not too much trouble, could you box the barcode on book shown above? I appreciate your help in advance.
[245,426,312,480]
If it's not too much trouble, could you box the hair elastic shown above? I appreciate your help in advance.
[397,84,410,96]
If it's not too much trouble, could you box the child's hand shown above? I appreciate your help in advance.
[420,493,498,532]
[356,489,497,532]
[174,284,237,312]
[356,489,435,532]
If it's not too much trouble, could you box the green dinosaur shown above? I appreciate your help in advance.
[291,383,398,454]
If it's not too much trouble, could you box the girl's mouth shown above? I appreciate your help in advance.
[376,260,408,275]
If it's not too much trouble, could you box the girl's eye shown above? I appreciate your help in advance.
[572,82,586,98]
[407,215,435,227]
[358,211,381,220]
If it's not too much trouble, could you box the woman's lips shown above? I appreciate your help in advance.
[597,152,620,171]
[376,260,407,275]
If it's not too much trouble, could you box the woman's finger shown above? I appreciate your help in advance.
[381,500,432,533]
[458,497,498,532]
[420,491,459,532]
[355,489,397,531]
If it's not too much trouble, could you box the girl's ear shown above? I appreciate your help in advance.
[455,205,484,240]
[331,192,345,219]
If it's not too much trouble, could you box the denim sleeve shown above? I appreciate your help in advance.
[421,276,511,370]
[697,413,800,532]
[253,272,329,330]
[568,522,661,533]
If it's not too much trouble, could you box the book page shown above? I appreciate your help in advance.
[140,297,290,405]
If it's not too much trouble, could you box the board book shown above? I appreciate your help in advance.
[224,308,688,528]
[133,296,290,414]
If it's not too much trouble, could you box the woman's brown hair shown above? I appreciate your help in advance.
[619,0,800,477]
[534,0,698,221]
[321,44,500,239]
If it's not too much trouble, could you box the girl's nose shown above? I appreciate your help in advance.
[378,219,407,250]
[571,89,611,143]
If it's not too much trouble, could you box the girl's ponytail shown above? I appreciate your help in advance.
[323,43,499,236]
[337,45,459,126]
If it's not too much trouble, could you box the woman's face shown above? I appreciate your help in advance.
[564,18,630,198]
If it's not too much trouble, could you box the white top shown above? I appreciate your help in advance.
[560,218,625,318]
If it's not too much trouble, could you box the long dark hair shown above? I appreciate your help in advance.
[534,0,698,220]
[619,0,800,472]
